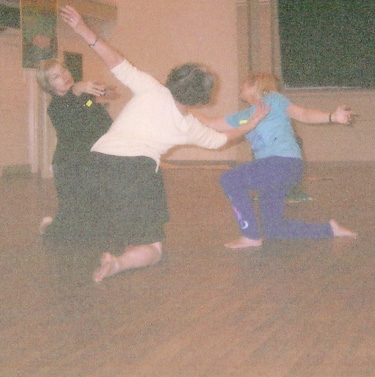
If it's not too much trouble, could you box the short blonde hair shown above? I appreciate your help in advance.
[244,72,280,98]
[36,59,61,94]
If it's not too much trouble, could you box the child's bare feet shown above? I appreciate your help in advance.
[39,216,53,235]
[329,219,357,238]
[93,252,119,282]
[225,236,263,249]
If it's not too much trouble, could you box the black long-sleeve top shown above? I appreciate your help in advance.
[47,89,112,165]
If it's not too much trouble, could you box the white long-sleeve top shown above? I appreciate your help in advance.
[91,59,228,167]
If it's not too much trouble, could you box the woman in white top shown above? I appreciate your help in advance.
[60,6,269,282]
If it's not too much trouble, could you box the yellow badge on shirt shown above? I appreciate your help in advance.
[85,99,93,107]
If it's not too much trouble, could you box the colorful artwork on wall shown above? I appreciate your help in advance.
[64,51,83,82]
[21,0,58,68]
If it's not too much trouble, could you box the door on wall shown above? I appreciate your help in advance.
[0,30,31,171]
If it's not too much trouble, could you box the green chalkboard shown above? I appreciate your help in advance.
[278,0,375,88]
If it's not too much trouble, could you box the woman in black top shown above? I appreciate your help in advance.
[37,59,115,243]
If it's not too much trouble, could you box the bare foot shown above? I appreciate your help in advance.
[93,252,119,282]
[329,219,357,238]
[225,236,263,249]
[39,216,53,235]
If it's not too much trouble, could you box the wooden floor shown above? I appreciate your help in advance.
[1,162,375,377]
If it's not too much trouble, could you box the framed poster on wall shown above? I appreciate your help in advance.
[63,51,83,82]
[21,0,58,68]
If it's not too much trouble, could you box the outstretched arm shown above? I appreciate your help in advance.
[60,6,123,70]
[224,101,270,142]
[193,113,232,132]
[196,101,270,142]
[287,103,356,125]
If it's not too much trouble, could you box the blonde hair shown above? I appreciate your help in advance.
[36,59,62,94]
[244,72,280,98]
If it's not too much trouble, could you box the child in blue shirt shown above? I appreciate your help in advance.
[197,72,357,248]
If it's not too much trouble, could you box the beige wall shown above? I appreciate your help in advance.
[102,0,244,162]
[61,0,375,164]
[42,0,246,171]
[1,0,374,177]
[287,89,375,161]
[248,0,375,162]
[0,30,30,169]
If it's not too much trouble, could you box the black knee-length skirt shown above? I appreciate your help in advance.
[90,153,169,246]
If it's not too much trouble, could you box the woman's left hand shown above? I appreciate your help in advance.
[73,81,106,97]
[60,6,87,35]
[73,81,120,101]
[331,105,356,125]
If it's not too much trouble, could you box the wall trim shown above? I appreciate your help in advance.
[1,164,32,179]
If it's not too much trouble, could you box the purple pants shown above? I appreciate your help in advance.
[220,156,333,240]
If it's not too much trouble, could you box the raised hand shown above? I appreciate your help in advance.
[101,85,120,100]
[73,81,120,101]
[60,5,124,70]
[251,100,271,124]
[60,5,87,34]
[73,81,107,97]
